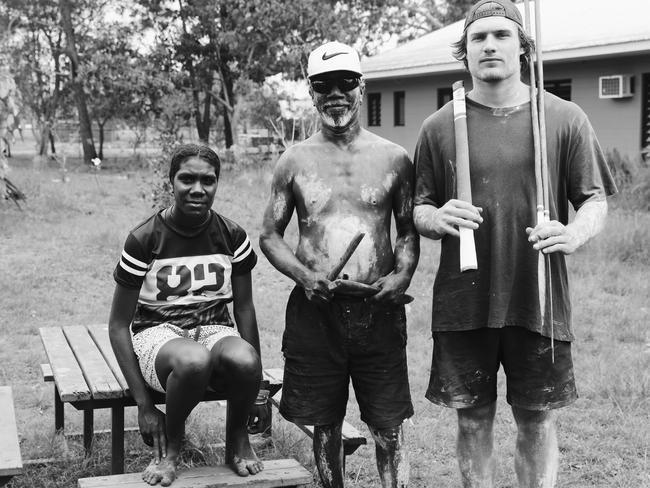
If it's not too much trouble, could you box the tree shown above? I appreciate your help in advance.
[3,0,72,159]
[59,0,97,164]
[137,0,425,148]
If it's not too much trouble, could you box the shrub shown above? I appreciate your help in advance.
[606,148,650,211]
[142,133,176,209]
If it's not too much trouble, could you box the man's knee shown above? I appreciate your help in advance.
[369,424,402,450]
[457,403,496,436]
[512,407,556,436]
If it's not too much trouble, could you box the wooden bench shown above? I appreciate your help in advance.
[39,324,282,475]
[77,458,312,488]
[0,386,23,486]
[263,368,367,465]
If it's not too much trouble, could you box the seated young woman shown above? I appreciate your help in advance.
[108,143,268,486]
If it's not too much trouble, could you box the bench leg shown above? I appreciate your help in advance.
[54,386,64,432]
[111,406,125,474]
[83,409,94,456]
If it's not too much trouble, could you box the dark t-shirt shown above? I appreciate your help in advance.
[114,209,257,334]
[414,93,617,341]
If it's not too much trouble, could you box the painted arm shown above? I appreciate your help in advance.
[371,153,420,304]
[108,284,167,461]
[526,199,608,254]
[414,200,483,240]
[259,156,332,302]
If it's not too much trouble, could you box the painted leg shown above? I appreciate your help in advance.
[512,407,558,488]
[456,402,497,488]
[313,422,344,488]
[142,338,211,487]
[210,336,263,477]
[369,423,409,488]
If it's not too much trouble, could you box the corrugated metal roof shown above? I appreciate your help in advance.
[362,0,650,79]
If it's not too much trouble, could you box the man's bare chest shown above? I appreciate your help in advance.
[293,166,398,214]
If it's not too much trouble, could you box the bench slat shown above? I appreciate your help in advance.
[39,327,91,402]
[41,363,54,382]
[87,324,130,394]
[262,368,366,446]
[0,387,23,477]
[63,326,125,400]
[77,458,312,487]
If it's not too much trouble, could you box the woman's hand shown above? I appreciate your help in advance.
[138,404,168,463]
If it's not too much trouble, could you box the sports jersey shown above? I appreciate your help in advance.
[414,93,617,341]
[114,208,257,335]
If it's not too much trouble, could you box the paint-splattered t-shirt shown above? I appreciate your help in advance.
[114,209,257,335]
[414,93,616,341]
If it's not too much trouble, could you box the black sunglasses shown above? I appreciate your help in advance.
[310,77,361,94]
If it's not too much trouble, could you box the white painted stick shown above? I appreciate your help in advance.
[452,80,478,272]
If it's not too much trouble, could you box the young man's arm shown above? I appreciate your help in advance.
[108,284,167,462]
[526,199,607,254]
[414,200,483,240]
[371,152,420,304]
[259,154,332,302]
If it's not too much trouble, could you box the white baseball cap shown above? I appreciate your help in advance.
[307,41,363,79]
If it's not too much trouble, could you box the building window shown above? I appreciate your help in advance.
[544,79,571,101]
[367,93,381,126]
[438,87,453,109]
[394,91,405,126]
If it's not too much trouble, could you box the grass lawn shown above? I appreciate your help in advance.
[1,155,649,487]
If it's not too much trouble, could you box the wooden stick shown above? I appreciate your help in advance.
[525,0,554,361]
[534,0,554,362]
[452,80,478,272]
[327,232,365,281]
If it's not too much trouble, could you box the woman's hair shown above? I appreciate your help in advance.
[451,25,535,73]
[168,143,221,182]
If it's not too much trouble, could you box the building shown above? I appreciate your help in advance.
[360,0,650,160]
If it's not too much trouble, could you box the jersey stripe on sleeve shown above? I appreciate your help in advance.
[120,250,148,276]
[232,235,252,263]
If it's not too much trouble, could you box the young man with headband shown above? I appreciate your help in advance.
[413,1,616,486]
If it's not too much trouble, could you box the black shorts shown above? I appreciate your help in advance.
[426,326,577,411]
[280,287,413,429]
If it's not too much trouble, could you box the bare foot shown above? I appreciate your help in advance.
[227,436,264,476]
[142,456,179,486]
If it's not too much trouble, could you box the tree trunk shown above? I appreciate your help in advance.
[221,78,236,148]
[49,131,56,154]
[196,90,211,143]
[223,103,233,148]
[38,125,50,156]
[98,122,105,160]
[59,0,97,165]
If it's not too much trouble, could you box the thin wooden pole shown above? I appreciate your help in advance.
[525,0,554,361]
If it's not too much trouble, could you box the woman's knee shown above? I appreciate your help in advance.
[212,338,261,379]
[170,345,211,378]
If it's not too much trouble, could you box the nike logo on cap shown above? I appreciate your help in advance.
[322,51,348,60]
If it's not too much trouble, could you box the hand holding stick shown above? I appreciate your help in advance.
[326,232,414,304]
[452,80,478,272]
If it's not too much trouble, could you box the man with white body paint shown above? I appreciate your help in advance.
[260,41,420,488]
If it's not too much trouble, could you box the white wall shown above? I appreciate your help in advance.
[363,53,649,160]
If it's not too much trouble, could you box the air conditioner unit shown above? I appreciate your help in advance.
[599,75,634,99]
